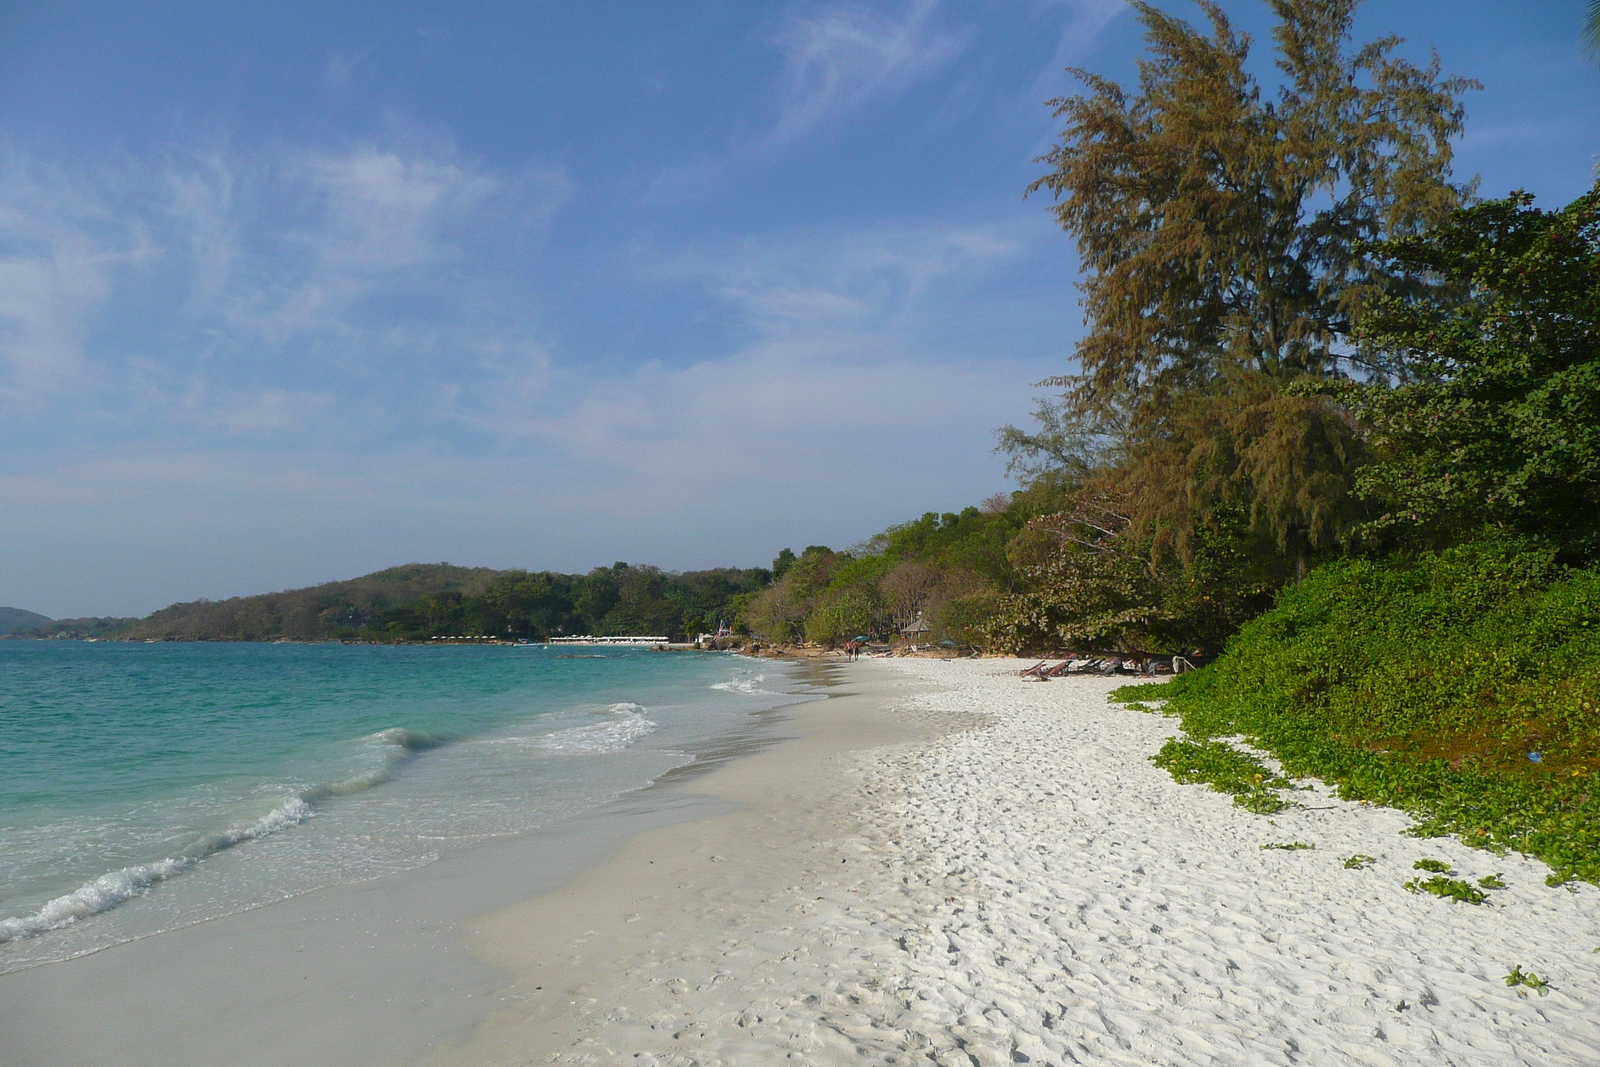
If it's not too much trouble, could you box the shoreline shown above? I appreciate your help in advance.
[0,659,826,1067]
[7,658,1600,1065]
[438,658,1600,1066]
[432,658,976,1065]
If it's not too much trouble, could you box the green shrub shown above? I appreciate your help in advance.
[1120,536,1600,884]
[1150,737,1296,814]
[1504,966,1550,995]
[1406,875,1488,905]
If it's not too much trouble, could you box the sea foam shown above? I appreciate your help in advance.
[538,713,658,755]
[0,795,316,943]
[0,728,444,944]
[712,673,772,695]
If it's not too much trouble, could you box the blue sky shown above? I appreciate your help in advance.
[1,0,1597,617]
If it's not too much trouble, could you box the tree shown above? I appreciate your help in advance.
[1022,0,1476,567]
[987,491,1278,654]
[1344,182,1600,559]
[1587,1,1600,57]
[881,561,941,631]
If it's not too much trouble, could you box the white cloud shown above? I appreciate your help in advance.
[294,145,504,271]
[644,220,1018,334]
[324,45,376,89]
[0,138,570,437]
[0,151,155,407]
[1018,0,1128,114]
[767,0,968,144]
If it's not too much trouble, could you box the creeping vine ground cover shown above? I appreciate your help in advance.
[1116,537,1600,885]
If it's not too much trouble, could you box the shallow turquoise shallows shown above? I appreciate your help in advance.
[0,641,809,970]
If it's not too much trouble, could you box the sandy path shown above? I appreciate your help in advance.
[441,658,1600,1066]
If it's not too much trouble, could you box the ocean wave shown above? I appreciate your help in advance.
[604,702,646,715]
[712,672,773,695]
[0,795,315,944]
[0,726,442,945]
[538,714,658,755]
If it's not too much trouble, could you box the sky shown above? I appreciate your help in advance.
[1,1,1597,618]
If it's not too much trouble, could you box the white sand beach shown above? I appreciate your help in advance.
[439,657,1600,1066]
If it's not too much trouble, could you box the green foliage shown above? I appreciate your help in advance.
[1347,182,1600,559]
[804,587,879,647]
[743,498,1059,648]
[1343,854,1378,869]
[124,563,505,642]
[770,548,797,580]
[1022,0,1474,572]
[989,493,1280,654]
[16,616,139,639]
[1131,536,1600,884]
[0,607,52,635]
[1150,737,1295,814]
[1405,875,1488,905]
[1478,873,1507,889]
[1504,966,1551,996]
[1413,858,1452,874]
[1260,842,1314,851]
[105,561,771,644]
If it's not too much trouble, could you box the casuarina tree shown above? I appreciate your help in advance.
[1017,0,1476,576]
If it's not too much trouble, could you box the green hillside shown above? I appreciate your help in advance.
[121,563,503,642]
[0,607,52,634]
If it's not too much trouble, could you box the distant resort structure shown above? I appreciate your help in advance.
[545,635,670,646]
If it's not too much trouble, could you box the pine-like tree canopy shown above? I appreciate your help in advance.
[1022,0,1476,568]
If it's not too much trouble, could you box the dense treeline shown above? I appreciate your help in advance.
[1005,0,1600,882]
[359,562,773,643]
[987,0,1479,655]
[52,562,774,644]
[994,0,1599,655]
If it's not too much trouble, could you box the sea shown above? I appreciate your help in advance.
[0,640,818,974]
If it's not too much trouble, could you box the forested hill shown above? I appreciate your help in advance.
[121,563,504,642]
[0,607,52,634]
[86,561,776,643]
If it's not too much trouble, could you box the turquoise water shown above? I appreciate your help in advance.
[0,641,809,970]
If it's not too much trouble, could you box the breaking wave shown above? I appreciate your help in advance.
[712,672,773,695]
[537,713,658,755]
[0,726,444,945]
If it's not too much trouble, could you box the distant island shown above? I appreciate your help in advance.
[3,561,774,645]
[0,607,53,635]
[0,499,1060,649]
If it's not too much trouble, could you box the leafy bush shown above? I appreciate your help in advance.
[1405,875,1488,905]
[1121,536,1600,884]
[1149,737,1296,814]
[1504,966,1550,995]
[803,587,879,647]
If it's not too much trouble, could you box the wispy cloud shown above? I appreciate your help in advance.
[767,0,968,145]
[0,138,569,440]
[324,45,376,89]
[0,150,157,407]
[1018,0,1127,112]
[641,220,1017,335]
